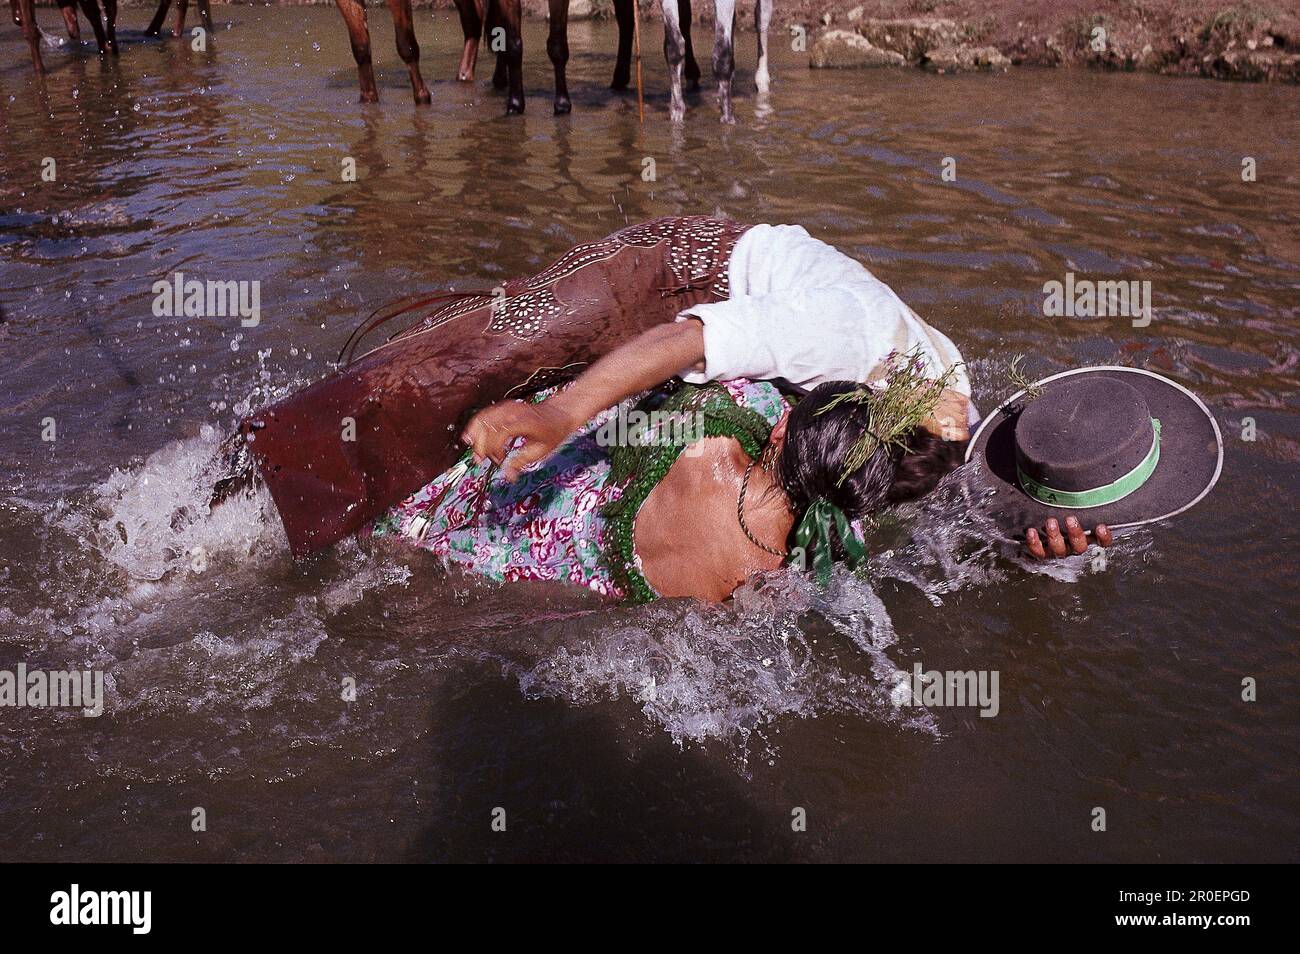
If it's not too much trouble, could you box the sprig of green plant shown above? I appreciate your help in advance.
[818,350,959,487]
[1006,354,1044,402]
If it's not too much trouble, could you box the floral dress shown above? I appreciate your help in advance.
[368,379,791,601]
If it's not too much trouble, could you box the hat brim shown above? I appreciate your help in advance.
[963,367,1223,538]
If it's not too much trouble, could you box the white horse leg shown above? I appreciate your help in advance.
[712,0,736,123]
[754,0,771,94]
[662,0,687,123]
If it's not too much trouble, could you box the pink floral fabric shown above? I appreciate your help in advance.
[369,379,790,599]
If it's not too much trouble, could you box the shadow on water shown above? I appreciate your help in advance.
[407,677,802,863]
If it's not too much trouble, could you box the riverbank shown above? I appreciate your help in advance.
[79,0,1300,83]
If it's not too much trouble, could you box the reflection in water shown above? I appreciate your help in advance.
[0,8,1297,862]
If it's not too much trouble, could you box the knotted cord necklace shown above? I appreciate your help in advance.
[737,460,788,557]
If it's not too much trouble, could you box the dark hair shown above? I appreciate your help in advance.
[776,381,964,523]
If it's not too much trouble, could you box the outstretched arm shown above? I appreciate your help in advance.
[463,319,707,480]
[463,303,970,481]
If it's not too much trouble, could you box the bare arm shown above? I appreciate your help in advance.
[463,319,706,481]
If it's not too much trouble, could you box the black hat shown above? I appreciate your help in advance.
[964,367,1223,537]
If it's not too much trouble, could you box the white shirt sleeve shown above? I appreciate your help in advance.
[675,224,970,396]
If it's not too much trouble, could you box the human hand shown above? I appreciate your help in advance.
[922,389,970,443]
[462,400,577,482]
[1024,516,1113,559]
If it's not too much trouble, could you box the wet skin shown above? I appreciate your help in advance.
[1025,516,1113,559]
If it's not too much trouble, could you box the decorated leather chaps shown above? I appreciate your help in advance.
[241,216,752,557]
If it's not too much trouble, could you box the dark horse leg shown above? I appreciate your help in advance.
[453,0,482,81]
[334,0,379,103]
[17,0,43,73]
[679,0,701,89]
[75,0,109,53]
[197,0,213,31]
[145,0,169,36]
[101,0,117,54]
[610,0,631,90]
[488,0,523,113]
[385,0,431,104]
[547,0,570,115]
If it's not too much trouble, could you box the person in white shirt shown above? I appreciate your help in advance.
[236,215,1103,599]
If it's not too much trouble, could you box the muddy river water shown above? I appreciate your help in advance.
[1,7,1297,861]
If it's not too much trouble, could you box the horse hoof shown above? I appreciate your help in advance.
[457,71,473,82]
[414,89,432,105]
[506,98,525,115]
[360,91,379,105]
[554,97,571,116]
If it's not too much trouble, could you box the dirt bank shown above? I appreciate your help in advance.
[78,0,1300,83]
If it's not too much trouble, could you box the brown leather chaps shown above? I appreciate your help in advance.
[240,216,752,557]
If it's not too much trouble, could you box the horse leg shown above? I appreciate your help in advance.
[496,0,524,114]
[386,0,430,104]
[76,0,108,53]
[486,0,508,89]
[171,0,187,38]
[18,0,43,73]
[662,0,687,122]
[680,0,701,89]
[197,0,212,32]
[101,0,117,54]
[10,0,20,28]
[57,0,80,40]
[754,0,771,93]
[610,0,631,90]
[712,0,736,123]
[335,0,379,103]
[453,0,482,81]
[547,0,570,114]
[145,0,170,37]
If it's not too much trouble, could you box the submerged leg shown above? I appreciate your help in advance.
[197,0,213,32]
[712,0,736,123]
[57,0,80,40]
[18,0,44,73]
[662,0,687,122]
[680,0,701,89]
[145,0,170,37]
[171,0,187,38]
[610,0,632,90]
[102,0,116,54]
[547,0,570,115]
[335,0,378,103]
[76,0,108,53]
[453,0,483,81]
[754,0,771,93]
[496,0,524,114]
[386,0,431,104]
